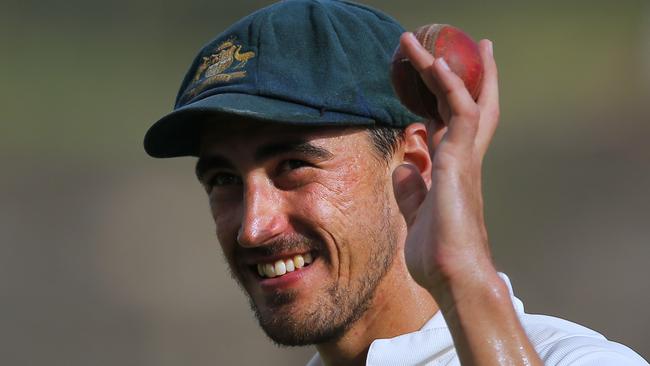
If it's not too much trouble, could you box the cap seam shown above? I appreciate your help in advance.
[338,0,406,30]
[322,6,374,120]
[252,3,264,97]
[181,91,380,122]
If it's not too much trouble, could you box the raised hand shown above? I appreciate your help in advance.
[392,32,542,365]
[393,33,500,302]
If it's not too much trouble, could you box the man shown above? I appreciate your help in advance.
[144,1,649,365]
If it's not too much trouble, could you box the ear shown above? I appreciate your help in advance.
[424,119,448,159]
[398,122,434,188]
[391,122,432,227]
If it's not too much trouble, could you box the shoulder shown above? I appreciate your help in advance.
[500,273,648,365]
[520,312,649,365]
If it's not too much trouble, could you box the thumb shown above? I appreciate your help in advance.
[392,164,428,227]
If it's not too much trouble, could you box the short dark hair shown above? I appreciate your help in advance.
[366,125,406,162]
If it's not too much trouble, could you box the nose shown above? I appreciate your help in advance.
[236,176,288,247]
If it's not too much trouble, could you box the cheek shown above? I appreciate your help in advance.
[299,177,358,221]
[326,163,388,217]
[294,168,387,241]
[211,203,242,258]
[210,194,241,228]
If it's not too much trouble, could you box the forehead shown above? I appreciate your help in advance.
[198,118,371,156]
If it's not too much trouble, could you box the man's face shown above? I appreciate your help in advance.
[196,120,403,346]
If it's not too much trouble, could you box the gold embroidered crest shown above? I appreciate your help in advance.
[183,38,256,102]
[194,39,255,83]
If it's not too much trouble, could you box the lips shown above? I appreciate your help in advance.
[255,252,314,278]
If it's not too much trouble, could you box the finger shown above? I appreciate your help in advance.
[475,39,500,157]
[398,33,431,69]
[400,33,480,151]
[399,33,448,118]
[392,164,427,227]
[429,57,480,151]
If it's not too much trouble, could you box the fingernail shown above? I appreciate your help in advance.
[488,40,494,56]
[406,32,418,42]
[438,58,451,72]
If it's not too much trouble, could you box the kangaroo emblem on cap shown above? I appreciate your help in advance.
[194,38,255,82]
[182,38,256,103]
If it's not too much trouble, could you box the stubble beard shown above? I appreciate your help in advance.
[238,191,399,347]
[251,241,397,346]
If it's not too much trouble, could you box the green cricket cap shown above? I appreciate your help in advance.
[144,0,418,158]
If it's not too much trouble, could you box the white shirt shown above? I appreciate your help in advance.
[306,274,649,366]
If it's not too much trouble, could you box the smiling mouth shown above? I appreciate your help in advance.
[253,252,314,279]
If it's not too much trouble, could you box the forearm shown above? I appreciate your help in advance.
[432,263,542,366]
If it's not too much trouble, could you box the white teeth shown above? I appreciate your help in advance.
[294,255,305,269]
[274,260,287,276]
[285,258,295,272]
[263,263,276,278]
[256,253,314,278]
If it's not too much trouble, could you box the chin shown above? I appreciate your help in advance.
[249,290,339,346]
[256,305,348,347]
[248,283,373,347]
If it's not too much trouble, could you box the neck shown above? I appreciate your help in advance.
[315,263,438,366]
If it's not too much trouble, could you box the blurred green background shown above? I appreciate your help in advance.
[1,0,649,365]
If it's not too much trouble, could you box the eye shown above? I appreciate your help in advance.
[206,172,242,188]
[278,159,311,173]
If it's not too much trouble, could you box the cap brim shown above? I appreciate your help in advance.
[144,93,376,158]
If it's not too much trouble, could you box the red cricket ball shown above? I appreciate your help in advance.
[391,24,484,122]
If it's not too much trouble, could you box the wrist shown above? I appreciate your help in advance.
[428,264,542,366]
[427,258,505,314]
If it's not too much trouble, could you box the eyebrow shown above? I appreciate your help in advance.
[254,140,333,162]
[195,155,234,181]
[195,140,333,181]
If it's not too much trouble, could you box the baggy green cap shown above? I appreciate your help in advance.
[144,0,418,158]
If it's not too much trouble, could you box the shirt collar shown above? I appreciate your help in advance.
[307,273,521,366]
